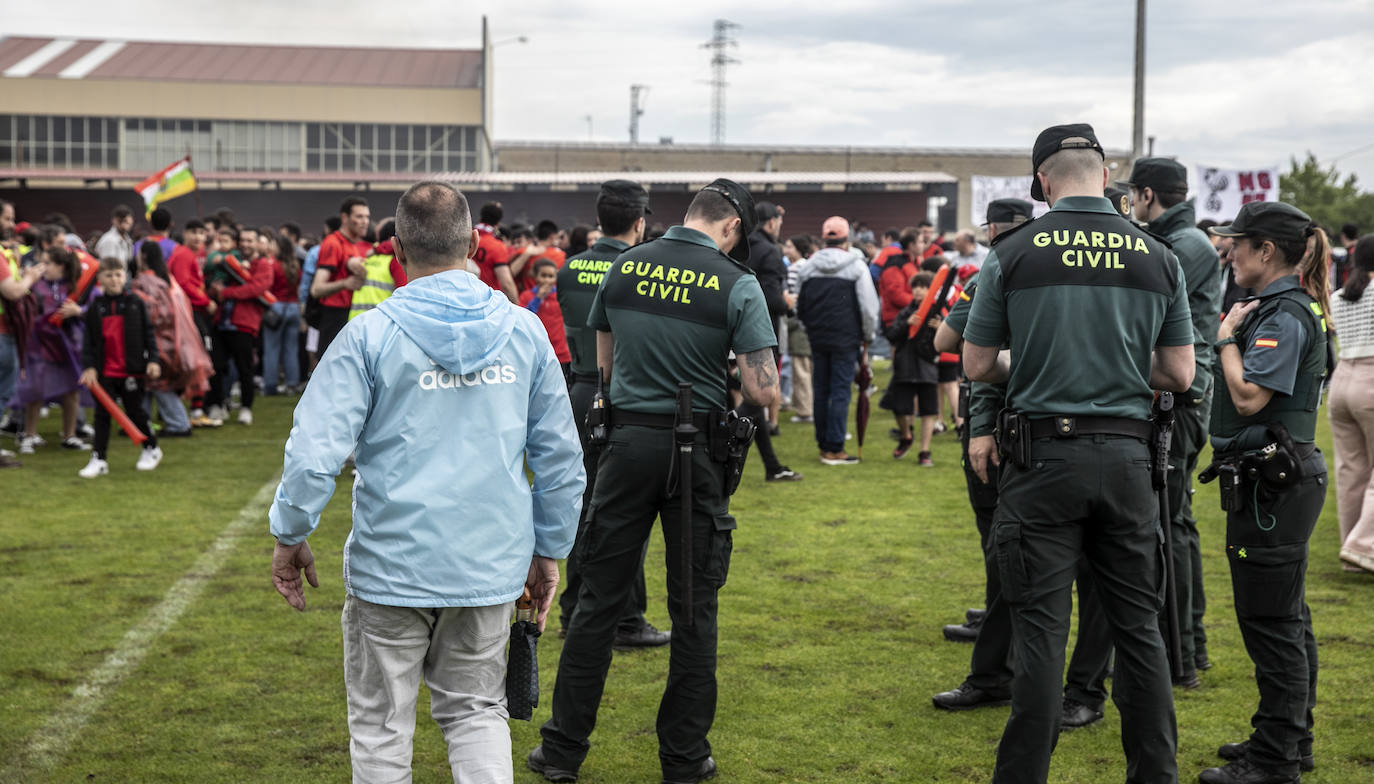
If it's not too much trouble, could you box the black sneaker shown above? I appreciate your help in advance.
[942,621,979,642]
[892,438,914,459]
[613,622,671,650]
[918,450,934,467]
[527,746,579,782]
[766,466,803,482]
[932,682,1011,711]
[1060,697,1104,730]
[1199,757,1301,784]
[1218,740,1313,772]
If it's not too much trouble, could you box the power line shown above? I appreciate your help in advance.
[701,20,740,146]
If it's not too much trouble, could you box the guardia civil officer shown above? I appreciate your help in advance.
[555,179,671,650]
[962,123,1195,784]
[929,197,1032,710]
[1197,202,1331,784]
[530,178,778,784]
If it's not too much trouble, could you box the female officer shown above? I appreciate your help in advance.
[1200,201,1330,784]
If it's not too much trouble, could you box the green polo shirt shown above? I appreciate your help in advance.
[964,195,1194,420]
[589,225,776,414]
[558,237,628,378]
[1147,200,1221,402]
[944,272,1005,438]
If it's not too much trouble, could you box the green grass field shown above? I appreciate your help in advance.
[3,364,1372,783]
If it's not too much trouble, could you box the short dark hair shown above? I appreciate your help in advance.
[213,208,237,227]
[202,215,221,230]
[598,202,643,237]
[395,181,472,270]
[1156,190,1186,209]
[787,234,814,258]
[377,218,396,243]
[534,219,558,242]
[43,212,76,234]
[531,257,558,276]
[1196,219,1219,233]
[325,216,342,233]
[685,189,736,226]
[478,202,503,226]
[919,256,946,273]
[340,195,368,217]
[257,226,277,244]
[38,224,64,247]
[1341,223,1360,242]
[910,271,935,289]
[111,205,133,222]
[99,255,125,273]
[918,220,934,229]
[883,228,901,242]
[184,218,206,231]
[218,226,239,242]
[149,208,173,232]
[279,221,302,241]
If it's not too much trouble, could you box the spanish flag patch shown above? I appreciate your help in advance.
[1255,338,1279,348]
[958,291,971,302]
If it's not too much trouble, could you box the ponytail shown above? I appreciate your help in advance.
[1298,225,1331,318]
[1339,234,1374,303]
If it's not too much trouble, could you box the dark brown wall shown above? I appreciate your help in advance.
[0,186,933,244]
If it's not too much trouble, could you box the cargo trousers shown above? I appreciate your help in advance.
[991,435,1177,784]
[540,423,735,782]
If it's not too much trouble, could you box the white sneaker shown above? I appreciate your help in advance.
[135,445,163,471]
[208,405,228,422]
[19,435,39,454]
[78,422,95,438]
[79,456,109,478]
[237,408,253,425]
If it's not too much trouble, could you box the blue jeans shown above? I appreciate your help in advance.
[811,346,858,453]
[262,301,301,394]
[146,388,191,432]
[0,333,16,411]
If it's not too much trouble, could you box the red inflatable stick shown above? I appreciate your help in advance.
[86,379,149,445]
[221,255,277,305]
[48,252,100,326]
[908,263,953,339]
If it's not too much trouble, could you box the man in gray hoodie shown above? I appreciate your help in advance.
[795,215,880,464]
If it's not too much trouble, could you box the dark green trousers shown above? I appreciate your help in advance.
[558,379,649,631]
[1224,447,1326,775]
[1167,392,1211,666]
[991,435,1177,784]
[961,429,1011,694]
[540,424,734,781]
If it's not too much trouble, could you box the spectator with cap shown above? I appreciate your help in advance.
[796,215,880,465]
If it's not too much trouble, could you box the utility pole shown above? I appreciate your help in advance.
[702,20,740,146]
[1132,0,1146,160]
[629,84,649,144]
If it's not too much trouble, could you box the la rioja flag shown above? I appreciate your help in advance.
[135,157,197,217]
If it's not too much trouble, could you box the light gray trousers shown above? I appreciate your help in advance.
[342,595,514,784]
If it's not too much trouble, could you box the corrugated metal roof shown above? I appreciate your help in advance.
[0,36,482,89]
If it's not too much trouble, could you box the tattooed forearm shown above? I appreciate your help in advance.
[742,348,777,391]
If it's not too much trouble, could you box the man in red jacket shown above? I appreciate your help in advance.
[208,226,273,426]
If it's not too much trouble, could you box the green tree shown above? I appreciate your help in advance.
[1280,152,1374,235]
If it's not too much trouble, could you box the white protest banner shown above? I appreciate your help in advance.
[970,176,1050,226]
[1194,166,1280,222]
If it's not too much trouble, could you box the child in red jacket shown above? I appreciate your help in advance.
[518,259,571,377]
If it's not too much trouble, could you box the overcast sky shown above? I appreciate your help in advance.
[8,0,1374,189]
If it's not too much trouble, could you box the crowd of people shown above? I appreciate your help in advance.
[5,148,1374,783]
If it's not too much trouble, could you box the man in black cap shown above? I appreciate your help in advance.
[928,198,1028,711]
[962,123,1194,783]
[742,200,802,482]
[530,178,778,784]
[556,179,671,650]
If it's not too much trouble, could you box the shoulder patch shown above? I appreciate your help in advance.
[989,219,1034,247]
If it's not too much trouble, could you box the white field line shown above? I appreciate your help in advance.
[3,473,281,779]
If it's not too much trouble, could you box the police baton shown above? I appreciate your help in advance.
[674,382,699,628]
[1152,391,1184,681]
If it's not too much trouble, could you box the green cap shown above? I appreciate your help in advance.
[1208,201,1314,245]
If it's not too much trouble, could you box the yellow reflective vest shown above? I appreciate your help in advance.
[348,252,397,320]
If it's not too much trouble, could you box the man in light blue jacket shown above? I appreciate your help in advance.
[269,181,585,784]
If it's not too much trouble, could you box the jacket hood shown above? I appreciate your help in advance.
[809,246,861,273]
[376,269,516,375]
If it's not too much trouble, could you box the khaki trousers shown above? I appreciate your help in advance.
[1330,357,1374,562]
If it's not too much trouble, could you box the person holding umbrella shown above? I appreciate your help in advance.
[796,215,880,465]
[529,178,777,784]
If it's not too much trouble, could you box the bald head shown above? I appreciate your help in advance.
[395,181,473,271]
[1036,148,1107,204]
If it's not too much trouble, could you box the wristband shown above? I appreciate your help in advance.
[1213,336,1238,352]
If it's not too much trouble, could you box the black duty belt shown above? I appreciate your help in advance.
[571,372,600,386]
[1027,416,1153,441]
[611,407,715,431]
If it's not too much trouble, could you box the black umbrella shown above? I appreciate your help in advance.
[506,588,540,721]
[855,347,872,459]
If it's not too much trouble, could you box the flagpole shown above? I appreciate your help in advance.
[187,152,203,219]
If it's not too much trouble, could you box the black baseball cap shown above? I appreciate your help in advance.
[596,179,652,214]
[1030,123,1105,202]
[985,198,1033,225]
[1104,186,1132,218]
[701,178,758,263]
[1208,201,1314,244]
[755,201,782,222]
[1116,157,1187,194]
